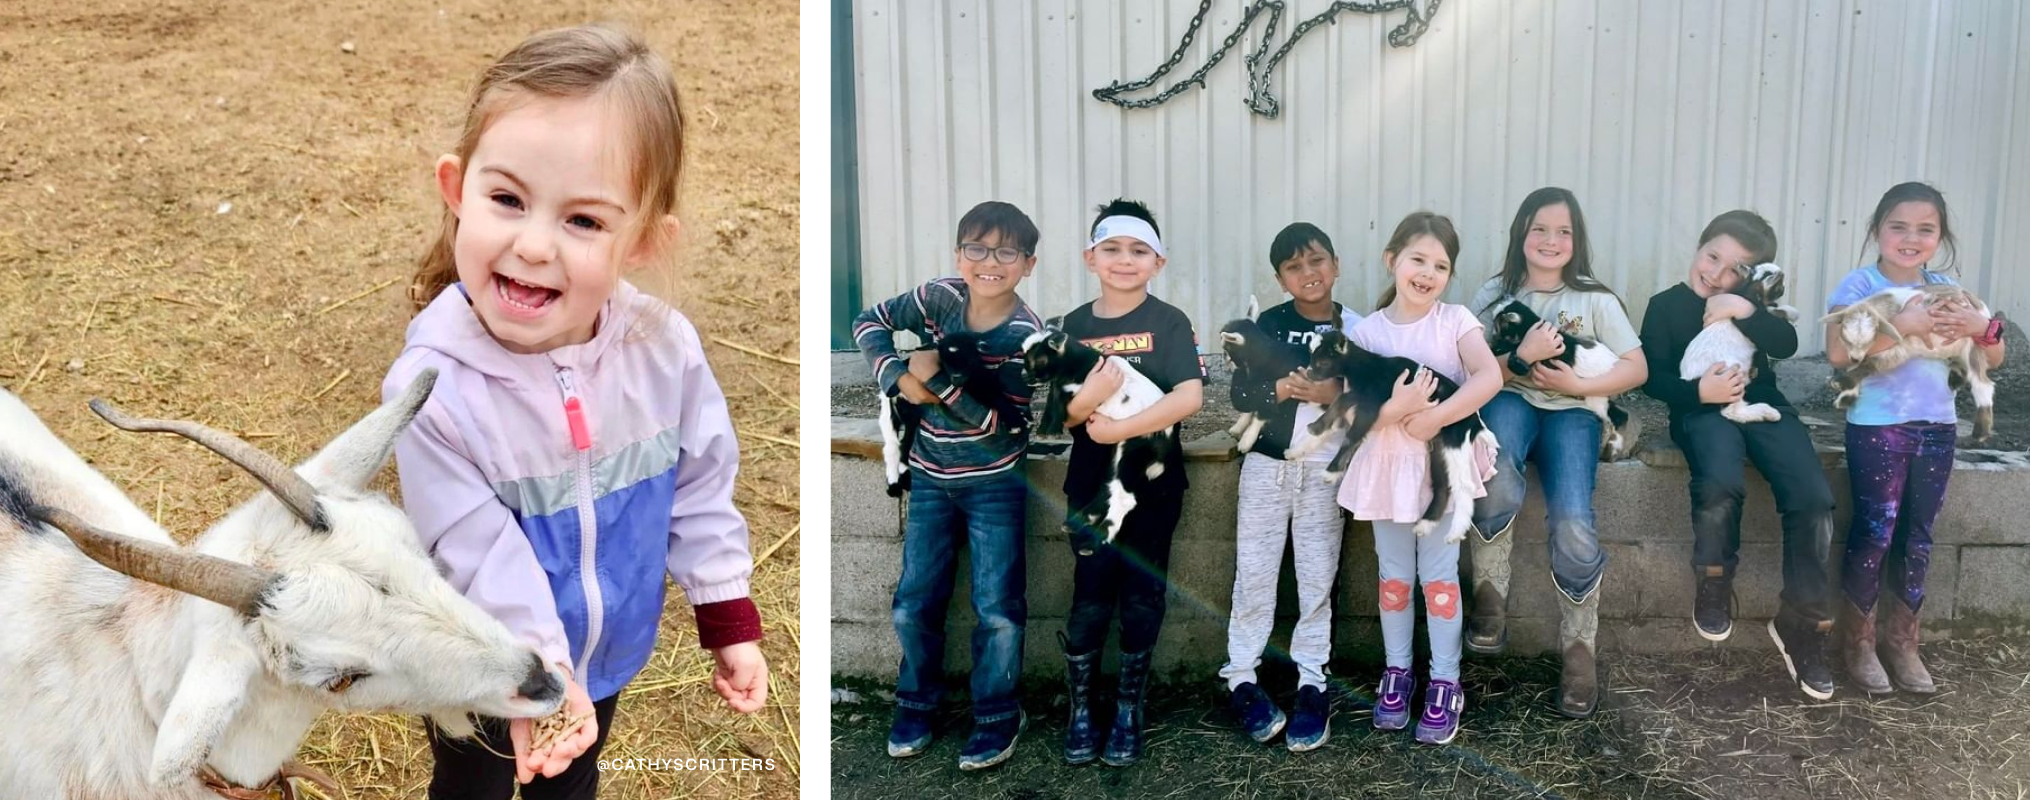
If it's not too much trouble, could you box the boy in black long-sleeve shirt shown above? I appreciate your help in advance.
[1638,210,1836,700]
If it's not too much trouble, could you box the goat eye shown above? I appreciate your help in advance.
[326,672,366,693]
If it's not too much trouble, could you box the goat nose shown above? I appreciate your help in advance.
[517,652,563,704]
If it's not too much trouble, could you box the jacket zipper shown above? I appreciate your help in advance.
[555,366,603,680]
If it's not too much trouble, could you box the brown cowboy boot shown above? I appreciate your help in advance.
[1557,590,1600,718]
[1465,520,1514,654]
[1837,601,1891,694]
[1878,599,1936,694]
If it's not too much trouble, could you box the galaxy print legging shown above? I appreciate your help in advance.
[1842,422,1955,613]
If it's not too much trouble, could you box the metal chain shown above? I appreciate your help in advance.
[1091,0,1442,118]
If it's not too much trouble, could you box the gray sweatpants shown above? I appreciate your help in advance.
[1374,514,1464,682]
[1220,453,1345,690]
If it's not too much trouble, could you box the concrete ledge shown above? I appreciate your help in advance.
[830,416,2030,678]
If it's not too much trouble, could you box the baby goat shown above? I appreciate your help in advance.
[0,371,565,799]
[1821,284,1996,444]
[1021,329,1174,556]
[1218,316,1313,453]
[1486,300,1640,460]
[1678,262,1797,424]
[1288,331,1497,543]
[876,331,1028,496]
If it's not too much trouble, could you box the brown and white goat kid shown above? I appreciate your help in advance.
[1820,284,1996,444]
[1678,262,1798,424]
[0,370,566,799]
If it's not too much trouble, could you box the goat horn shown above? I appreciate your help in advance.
[30,506,280,617]
[87,399,328,531]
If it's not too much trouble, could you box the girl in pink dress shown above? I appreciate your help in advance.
[1335,212,1504,745]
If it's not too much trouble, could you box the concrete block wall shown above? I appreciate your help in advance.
[830,417,2030,678]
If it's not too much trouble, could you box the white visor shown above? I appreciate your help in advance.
[1086,215,1166,258]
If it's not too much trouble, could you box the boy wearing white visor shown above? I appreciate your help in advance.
[1055,198,1205,767]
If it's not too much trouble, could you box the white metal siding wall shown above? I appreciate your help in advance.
[849,0,2029,353]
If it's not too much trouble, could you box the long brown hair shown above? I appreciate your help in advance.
[411,23,686,315]
[1375,211,1461,310]
[1480,187,1619,315]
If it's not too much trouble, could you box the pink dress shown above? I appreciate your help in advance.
[1335,302,1501,522]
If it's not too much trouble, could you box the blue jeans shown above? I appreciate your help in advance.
[891,468,1028,723]
[1470,391,1607,603]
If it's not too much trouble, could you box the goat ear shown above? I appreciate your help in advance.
[300,368,438,493]
[428,711,480,740]
[149,634,259,788]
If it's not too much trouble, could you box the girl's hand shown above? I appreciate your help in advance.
[1518,321,1566,363]
[1380,368,1439,420]
[1085,413,1129,444]
[712,641,769,714]
[1529,359,1589,396]
[1402,410,1443,442]
[1703,294,1756,327]
[1928,298,1991,344]
[510,666,598,784]
[1890,295,1934,338]
[1697,364,1746,405]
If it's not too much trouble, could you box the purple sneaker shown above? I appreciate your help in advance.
[1413,679,1465,745]
[1372,667,1413,731]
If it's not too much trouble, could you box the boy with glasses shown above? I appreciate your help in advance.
[854,201,1045,770]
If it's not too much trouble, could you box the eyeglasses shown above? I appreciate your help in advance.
[958,242,1030,265]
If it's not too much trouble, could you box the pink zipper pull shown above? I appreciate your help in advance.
[555,368,592,451]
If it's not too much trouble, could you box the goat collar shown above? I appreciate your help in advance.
[199,760,343,800]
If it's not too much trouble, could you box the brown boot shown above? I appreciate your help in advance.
[1557,591,1600,718]
[1878,599,1936,694]
[1837,601,1891,694]
[1464,521,1514,654]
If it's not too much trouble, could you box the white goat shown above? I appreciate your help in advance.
[0,370,565,799]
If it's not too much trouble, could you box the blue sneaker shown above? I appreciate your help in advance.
[957,710,1027,771]
[1285,685,1330,752]
[1373,667,1413,732]
[1229,682,1286,743]
[887,706,934,757]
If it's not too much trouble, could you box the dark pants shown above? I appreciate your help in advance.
[1670,408,1836,621]
[1064,490,1185,655]
[1842,422,1955,613]
[426,694,620,800]
[891,468,1029,723]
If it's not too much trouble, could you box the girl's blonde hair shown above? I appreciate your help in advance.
[411,23,685,323]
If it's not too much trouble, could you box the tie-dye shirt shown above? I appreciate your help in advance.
[1824,264,1958,425]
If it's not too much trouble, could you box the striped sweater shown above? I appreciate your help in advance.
[853,277,1041,484]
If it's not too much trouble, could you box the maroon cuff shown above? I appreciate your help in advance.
[694,597,764,650]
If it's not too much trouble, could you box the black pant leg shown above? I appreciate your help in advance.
[1114,492,1185,654]
[1671,411,1749,577]
[1740,410,1837,622]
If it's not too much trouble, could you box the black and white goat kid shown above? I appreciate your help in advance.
[1021,329,1174,556]
[1820,284,1997,444]
[1218,316,1313,453]
[876,331,1027,496]
[1286,331,1497,543]
[1486,300,1640,460]
[1678,262,1797,424]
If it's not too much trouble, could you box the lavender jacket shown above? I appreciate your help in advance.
[383,281,760,701]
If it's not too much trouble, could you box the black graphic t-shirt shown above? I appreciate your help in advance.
[1059,295,1206,503]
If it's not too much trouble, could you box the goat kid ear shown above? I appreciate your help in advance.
[149,635,260,788]
[300,368,438,493]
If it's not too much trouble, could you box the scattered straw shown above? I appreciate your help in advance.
[308,369,352,401]
[710,337,797,367]
[740,428,796,448]
[752,524,797,569]
[317,278,400,316]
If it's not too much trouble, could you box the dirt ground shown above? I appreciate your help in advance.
[0,1,798,797]
[832,634,2030,799]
